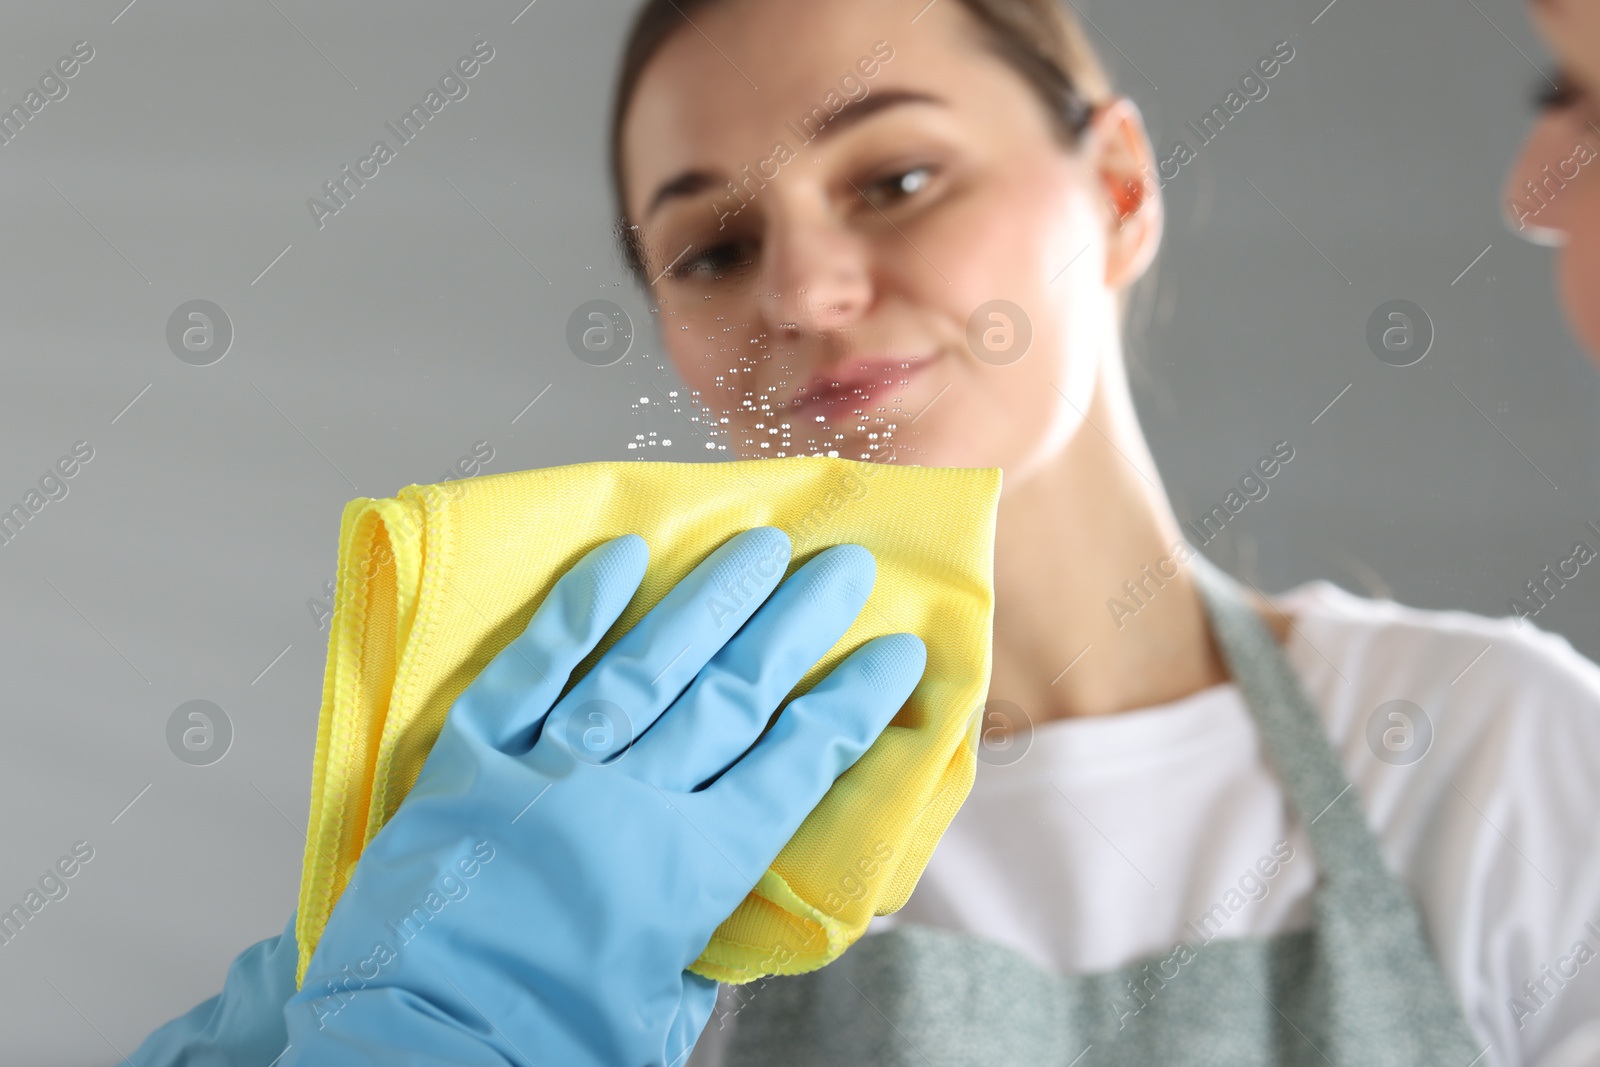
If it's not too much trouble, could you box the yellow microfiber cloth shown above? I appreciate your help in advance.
[295,456,1000,987]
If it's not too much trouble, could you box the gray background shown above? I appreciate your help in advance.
[1,0,1594,1062]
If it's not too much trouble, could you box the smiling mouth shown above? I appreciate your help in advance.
[787,356,938,421]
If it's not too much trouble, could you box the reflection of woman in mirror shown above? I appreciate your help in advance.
[611,1,1600,1063]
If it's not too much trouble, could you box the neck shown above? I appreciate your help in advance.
[987,358,1230,723]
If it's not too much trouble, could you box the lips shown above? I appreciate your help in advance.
[787,354,938,422]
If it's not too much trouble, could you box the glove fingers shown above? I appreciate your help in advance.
[453,533,649,753]
[625,544,876,791]
[699,632,927,870]
[543,527,791,764]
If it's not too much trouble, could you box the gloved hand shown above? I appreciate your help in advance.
[123,909,299,1065]
[282,526,927,1067]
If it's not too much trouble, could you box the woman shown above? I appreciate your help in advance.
[1506,0,1600,362]
[128,0,1600,1064]
[614,1,1600,1064]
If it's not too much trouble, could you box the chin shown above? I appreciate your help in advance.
[1558,256,1600,366]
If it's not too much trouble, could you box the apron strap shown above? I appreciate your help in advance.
[1186,554,1392,891]
[1184,554,1486,1060]
[710,552,1489,1066]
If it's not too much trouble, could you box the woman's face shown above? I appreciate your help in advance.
[1505,0,1600,359]
[618,0,1158,476]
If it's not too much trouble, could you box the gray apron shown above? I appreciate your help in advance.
[715,558,1487,1066]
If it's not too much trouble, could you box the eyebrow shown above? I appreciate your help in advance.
[643,89,947,219]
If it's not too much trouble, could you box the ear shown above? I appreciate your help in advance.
[1084,97,1163,288]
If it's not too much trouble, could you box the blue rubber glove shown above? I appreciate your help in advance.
[281,527,926,1067]
[123,909,298,1065]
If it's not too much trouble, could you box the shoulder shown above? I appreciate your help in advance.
[1270,578,1600,745]
[1266,576,1600,841]
[1268,579,1600,1065]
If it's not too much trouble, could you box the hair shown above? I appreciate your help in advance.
[606,0,1117,284]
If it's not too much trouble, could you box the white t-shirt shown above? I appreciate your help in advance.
[691,582,1600,1067]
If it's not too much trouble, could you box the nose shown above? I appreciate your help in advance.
[755,204,873,337]
[1503,119,1574,246]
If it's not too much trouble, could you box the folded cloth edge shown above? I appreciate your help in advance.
[294,457,1000,989]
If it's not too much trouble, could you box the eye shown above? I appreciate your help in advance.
[1533,69,1580,112]
[858,164,937,210]
[670,238,758,281]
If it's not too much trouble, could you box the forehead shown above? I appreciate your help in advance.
[618,0,987,215]
[1527,0,1600,78]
